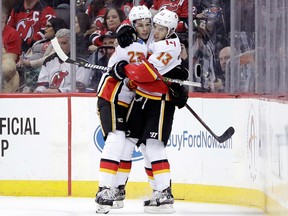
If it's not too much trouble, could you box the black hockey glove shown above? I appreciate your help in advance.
[165,65,189,81]
[169,83,188,109]
[116,24,137,48]
[108,60,128,81]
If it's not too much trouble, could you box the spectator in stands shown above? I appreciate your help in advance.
[7,0,56,52]
[191,20,218,92]
[2,3,22,63]
[89,6,125,52]
[16,17,67,92]
[34,29,92,93]
[17,17,67,68]
[85,0,115,36]
[115,0,133,17]
[213,46,231,92]
[76,0,88,13]
[217,46,255,92]
[141,0,154,8]
[115,0,154,16]
[219,46,231,73]
[54,3,70,28]
[193,0,230,52]
[1,2,22,93]
[120,0,155,19]
[103,7,126,31]
[100,32,117,58]
[150,0,188,33]
[88,31,117,92]
[75,12,92,60]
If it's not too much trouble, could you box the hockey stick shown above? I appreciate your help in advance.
[162,77,201,87]
[139,55,235,143]
[183,104,235,143]
[51,38,201,87]
[51,38,110,71]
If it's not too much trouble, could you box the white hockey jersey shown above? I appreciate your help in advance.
[97,39,147,107]
[135,33,182,99]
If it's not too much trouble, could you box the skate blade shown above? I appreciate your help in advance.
[144,204,175,214]
[111,200,124,209]
[96,203,111,214]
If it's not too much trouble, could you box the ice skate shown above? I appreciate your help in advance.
[95,187,117,214]
[112,185,125,209]
[144,187,175,214]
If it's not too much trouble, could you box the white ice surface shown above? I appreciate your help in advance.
[0,196,267,216]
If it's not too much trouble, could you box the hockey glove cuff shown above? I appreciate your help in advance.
[109,60,128,81]
[165,65,189,81]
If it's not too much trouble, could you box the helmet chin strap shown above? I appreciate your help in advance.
[166,29,175,39]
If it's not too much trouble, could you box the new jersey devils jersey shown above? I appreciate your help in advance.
[151,0,188,18]
[35,53,91,93]
[7,1,56,51]
[86,7,106,30]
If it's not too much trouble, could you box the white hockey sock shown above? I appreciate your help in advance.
[98,130,126,187]
[145,139,171,191]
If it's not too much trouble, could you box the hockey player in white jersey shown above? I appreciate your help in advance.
[95,23,148,214]
[110,9,189,214]
[128,5,154,46]
[109,5,156,210]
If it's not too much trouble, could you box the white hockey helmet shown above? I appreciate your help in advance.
[153,9,178,38]
[129,5,152,24]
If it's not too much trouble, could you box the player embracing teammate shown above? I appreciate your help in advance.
[95,6,188,215]
[95,19,148,215]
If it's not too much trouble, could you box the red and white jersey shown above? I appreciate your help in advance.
[97,39,148,107]
[148,35,181,75]
[151,0,188,18]
[7,1,55,50]
[86,7,106,30]
[135,33,181,99]
[121,3,133,17]
[35,53,91,93]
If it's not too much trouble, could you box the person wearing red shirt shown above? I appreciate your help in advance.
[150,0,188,18]
[150,0,188,32]
[2,5,22,62]
[88,6,125,52]
[1,3,22,92]
[7,0,56,52]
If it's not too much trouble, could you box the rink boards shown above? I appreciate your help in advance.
[0,94,287,215]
